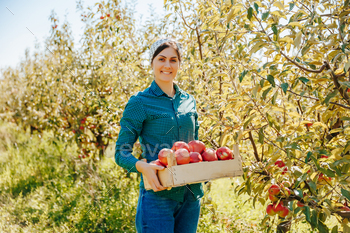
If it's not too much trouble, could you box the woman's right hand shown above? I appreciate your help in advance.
[136,160,167,192]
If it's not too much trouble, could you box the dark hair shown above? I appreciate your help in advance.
[151,41,181,65]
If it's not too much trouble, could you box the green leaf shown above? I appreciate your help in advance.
[341,188,350,202]
[305,151,312,163]
[294,173,307,188]
[332,226,339,233]
[341,24,346,34]
[262,87,272,100]
[298,77,309,84]
[317,220,329,233]
[304,206,311,223]
[307,181,316,194]
[285,142,301,150]
[258,127,264,144]
[272,91,278,105]
[294,189,304,198]
[311,210,318,228]
[260,79,264,87]
[344,141,350,154]
[271,25,278,35]
[243,115,255,130]
[263,62,270,69]
[324,90,338,105]
[267,75,275,87]
[289,2,295,11]
[281,83,288,94]
[301,45,311,56]
[247,7,253,20]
[266,113,274,127]
[262,11,269,21]
[333,159,350,167]
[344,60,350,72]
[246,177,251,194]
[319,167,335,177]
[254,3,259,13]
[239,70,248,82]
[339,81,350,89]
[311,156,320,169]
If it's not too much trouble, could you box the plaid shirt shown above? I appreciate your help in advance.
[115,80,204,202]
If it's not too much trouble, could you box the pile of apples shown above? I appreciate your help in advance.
[152,140,234,167]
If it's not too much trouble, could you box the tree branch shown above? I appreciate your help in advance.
[195,27,203,60]
[280,52,329,73]
[248,131,260,162]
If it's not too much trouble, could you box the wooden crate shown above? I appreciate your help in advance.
[144,144,243,190]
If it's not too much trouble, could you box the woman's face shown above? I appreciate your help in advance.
[152,47,180,83]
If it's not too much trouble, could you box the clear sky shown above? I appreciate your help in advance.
[0,0,166,73]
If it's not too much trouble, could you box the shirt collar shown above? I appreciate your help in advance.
[150,80,185,97]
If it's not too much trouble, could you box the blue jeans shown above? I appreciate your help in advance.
[135,186,201,233]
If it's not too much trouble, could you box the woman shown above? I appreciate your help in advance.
[115,38,204,233]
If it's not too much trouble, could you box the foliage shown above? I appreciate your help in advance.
[1,0,350,231]
[0,121,276,232]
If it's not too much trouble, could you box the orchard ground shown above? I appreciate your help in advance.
[0,122,338,232]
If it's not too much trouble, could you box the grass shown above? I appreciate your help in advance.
[0,122,341,232]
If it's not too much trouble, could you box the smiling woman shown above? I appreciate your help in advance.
[114,38,203,233]
[150,40,182,97]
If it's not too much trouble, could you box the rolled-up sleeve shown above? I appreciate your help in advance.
[115,95,146,173]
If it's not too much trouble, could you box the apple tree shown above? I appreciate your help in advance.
[164,0,350,232]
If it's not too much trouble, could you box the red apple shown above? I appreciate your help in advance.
[318,173,331,183]
[172,141,190,152]
[107,14,110,17]
[269,194,279,202]
[278,206,289,218]
[282,167,288,175]
[281,181,291,188]
[100,16,104,19]
[175,149,190,165]
[150,159,165,167]
[266,204,276,216]
[158,148,174,166]
[269,184,280,195]
[297,201,305,207]
[275,159,285,168]
[320,155,328,159]
[189,152,203,163]
[305,123,313,127]
[201,148,218,161]
[273,202,284,213]
[188,140,206,154]
[283,187,291,196]
[216,147,234,160]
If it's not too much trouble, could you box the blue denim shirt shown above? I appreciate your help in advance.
[115,80,204,202]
